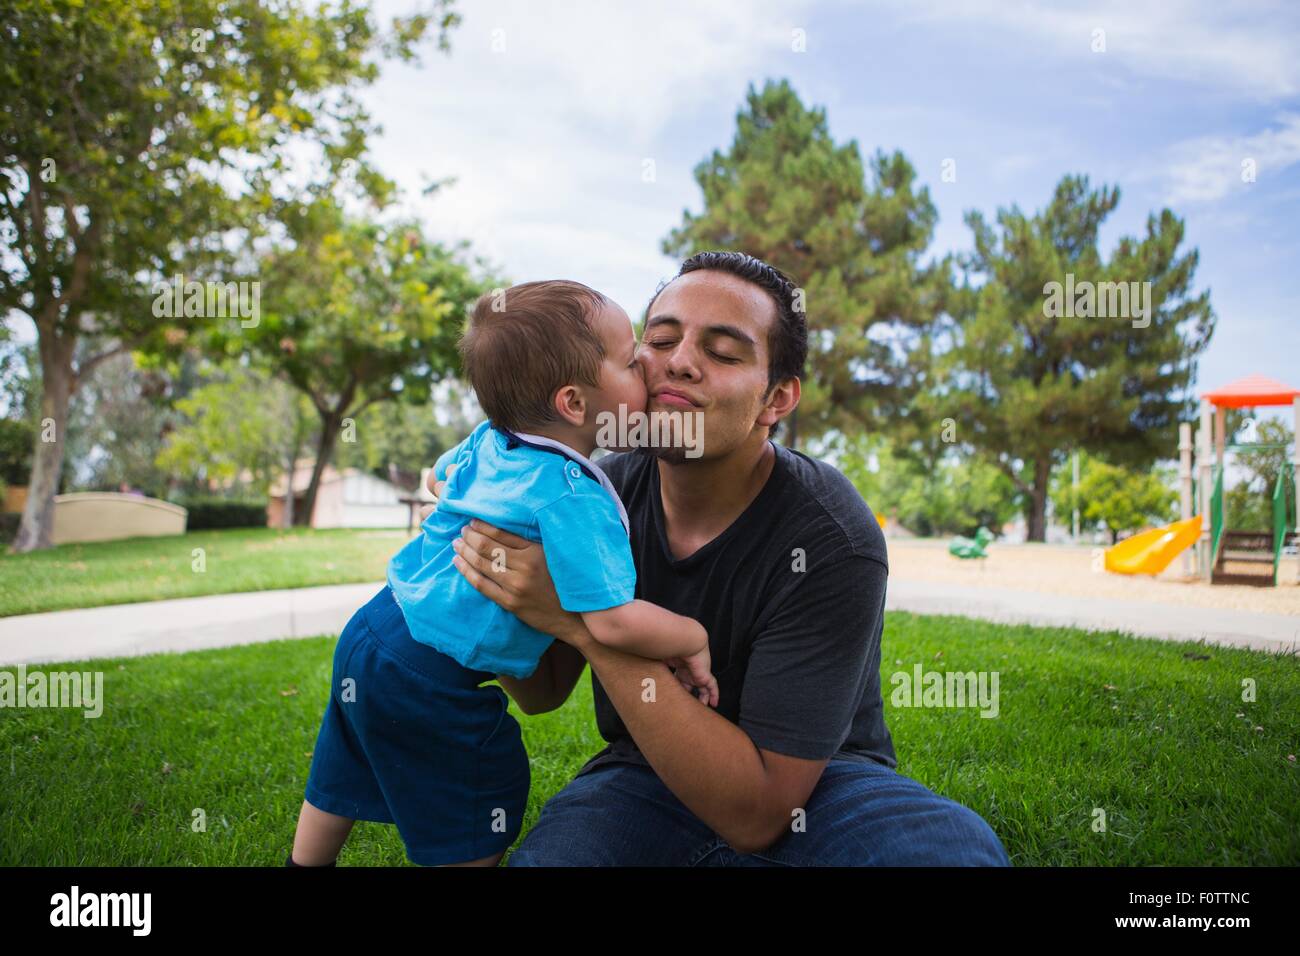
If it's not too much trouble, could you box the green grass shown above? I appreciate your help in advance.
[1,612,1297,866]
[0,528,407,617]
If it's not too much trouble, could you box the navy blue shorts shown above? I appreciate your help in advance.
[304,584,530,865]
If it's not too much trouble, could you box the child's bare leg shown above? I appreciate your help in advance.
[292,799,355,865]
[438,850,504,867]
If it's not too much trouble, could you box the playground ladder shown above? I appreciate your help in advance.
[1209,463,1295,587]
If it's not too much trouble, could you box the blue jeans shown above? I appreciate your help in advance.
[506,758,1011,866]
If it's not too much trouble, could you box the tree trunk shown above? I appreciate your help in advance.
[282,445,296,529]
[1026,456,1051,543]
[12,334,75,553]
[298,411,341,527]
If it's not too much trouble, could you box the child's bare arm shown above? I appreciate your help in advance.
[582,600,706,660]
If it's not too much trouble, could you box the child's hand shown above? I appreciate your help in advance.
[664,646,719,708]
[420,463,456,522]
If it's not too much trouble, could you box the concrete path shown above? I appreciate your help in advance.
[0,582,383,666]
[1,577,1297,667]
[885,579,1300,655]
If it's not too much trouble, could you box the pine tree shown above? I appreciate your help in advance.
[662,79,948,447]
[946,175,1215,541]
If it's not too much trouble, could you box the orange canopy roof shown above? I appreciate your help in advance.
[1202,374,1300,408]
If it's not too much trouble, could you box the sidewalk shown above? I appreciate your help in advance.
[1,577,1296,667]
[0,582,382,667]
[885,579,1299,654]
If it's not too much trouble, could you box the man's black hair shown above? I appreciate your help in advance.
[643,251,807,438]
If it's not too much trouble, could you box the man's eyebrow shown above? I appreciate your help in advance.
[644,314,756,347]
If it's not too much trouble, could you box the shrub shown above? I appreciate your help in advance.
[0,418,34,486]
[179,497,268,530]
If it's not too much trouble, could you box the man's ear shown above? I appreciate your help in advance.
[552,385,587,427]
[757,377,800,430]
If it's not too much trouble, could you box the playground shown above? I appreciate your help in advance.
[934,375,1300,622]
[893,539,1300,618]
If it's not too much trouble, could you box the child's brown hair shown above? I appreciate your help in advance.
[459,280,609,433]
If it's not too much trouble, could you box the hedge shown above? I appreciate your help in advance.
[179,497,268,530]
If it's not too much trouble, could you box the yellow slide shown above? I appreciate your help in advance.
[1104,516,1202,575]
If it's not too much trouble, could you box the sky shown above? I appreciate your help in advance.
[361,0,1300,424]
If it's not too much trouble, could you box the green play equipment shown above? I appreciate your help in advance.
[1197,376,1300,586]
[949,527,993,560]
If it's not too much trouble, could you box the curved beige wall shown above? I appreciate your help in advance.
[51,493,188,546]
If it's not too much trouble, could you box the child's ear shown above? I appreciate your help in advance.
[552,385,587,427]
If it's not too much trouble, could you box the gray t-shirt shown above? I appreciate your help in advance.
[576,440,897,777]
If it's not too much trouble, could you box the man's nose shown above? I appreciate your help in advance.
[663,339,701,381]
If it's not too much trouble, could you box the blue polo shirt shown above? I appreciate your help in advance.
[386,419,636,679]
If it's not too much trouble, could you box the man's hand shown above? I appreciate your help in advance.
[451,519,589,650]
[418,463,455,522]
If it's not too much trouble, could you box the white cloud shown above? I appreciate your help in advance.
[875,0,1300,98]
[363,0,817,311]
[1161,113,1300,203]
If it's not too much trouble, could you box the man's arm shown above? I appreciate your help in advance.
[452,520,850,855]
[573,624,827,854]
[496,639,587,715]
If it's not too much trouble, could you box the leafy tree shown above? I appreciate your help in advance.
[1049,451,1177,544]
[0,417,34,487]
[233,202,496,523]
[335,378,481,488]
[661,79,948,448]
[155,363,315,506]
[1224,417,1294,532]
[0,334,40,422]
[1,0,459,550]
[945,175,1215,541]
[60,350,180,497]
[834,431,1019,537]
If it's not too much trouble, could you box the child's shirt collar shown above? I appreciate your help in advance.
[492,424,630,534]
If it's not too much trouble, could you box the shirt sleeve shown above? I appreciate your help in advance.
[737,554,888,760]
[534,484,637,613]
[434,423,484,482]
[433,444,459,483]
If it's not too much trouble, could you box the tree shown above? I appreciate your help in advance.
[835,431,1019,538]
[237,202,495,524]
[0,334,37,488]
[1050,451,1177,543]
[60,350,180,497]
[661,79,948,447]
[1,0,459,550]
[1224,417,1294,532]
[0,417,34,487]
[335,378,481,489]
[155,363,314,505]
[0,334,40,422]
[945,175,1216,541]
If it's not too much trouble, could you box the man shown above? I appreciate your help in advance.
[440,251,1010,866]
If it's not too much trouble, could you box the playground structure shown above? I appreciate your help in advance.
[1104,515,1202,575]
[949,527,993,560]
[1109,375,1300,585]
[1194,375,1299,586]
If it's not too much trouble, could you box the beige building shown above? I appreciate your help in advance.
[268,462,414,529]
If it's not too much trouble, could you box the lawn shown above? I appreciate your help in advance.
[1,612,1297,866]
[0,528,407,617]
